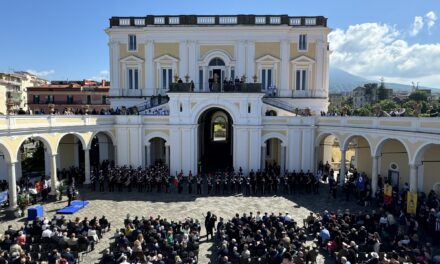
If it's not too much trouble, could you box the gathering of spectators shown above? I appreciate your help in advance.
[0,215,110,263]
[101,215,200,264]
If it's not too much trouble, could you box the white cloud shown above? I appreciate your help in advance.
[26,69,55,77]
[410,16,424,36]
[329,23,440,87]
[89,70,109,81]
[426,11,437,30]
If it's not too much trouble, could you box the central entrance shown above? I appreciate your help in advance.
[198,108,233,173]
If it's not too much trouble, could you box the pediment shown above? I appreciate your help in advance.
[120,55,144,63]
[256,54,281,63]
[154,54,179,62]
[290,55,315,64]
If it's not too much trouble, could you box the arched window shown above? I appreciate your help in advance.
[209,57,226,66]
[212,115,227,141]
[265,110,277,116]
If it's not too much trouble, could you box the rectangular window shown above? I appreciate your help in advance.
[102,95,107,105]
[128,35,137,51]
[261,68,273,90]
[296,70,307,90]
[86,95,91,104]
[33,95,40,104]
[66,95,73,104]
[161,68,173,91]
[299,34,307,51]
[230,68,235,81]
[127,68,139,89]
[46,95,54,103]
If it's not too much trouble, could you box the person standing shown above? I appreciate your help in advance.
[204,211,216,241]
[67,185,74,206]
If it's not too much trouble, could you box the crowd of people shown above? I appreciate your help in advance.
[100,215,200,264]
[0,215,110,263]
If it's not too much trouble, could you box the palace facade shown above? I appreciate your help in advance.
[0,15,439,210]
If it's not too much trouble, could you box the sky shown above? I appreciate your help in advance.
[0,0,439,87]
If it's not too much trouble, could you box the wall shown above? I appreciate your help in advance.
[154,43,180,59]
[379,140,410,189]
[199,45,235,59]
[420,145,440,192]
[353,137,373,177]
[57,134,78,170]
[255,42,280,59]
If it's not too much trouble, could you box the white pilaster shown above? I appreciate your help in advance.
[84,149,91,184]
[109,41,120,96]
[288,129,302,171]
[8,162,17,210]
[236,40,246,77]
[49,154,58,195]
[145,40,155,95]
[280,40,290,97]
[246,41,255,81]
[409,164,418,192]
[315,40,325,97]
[280,143,286,175]
[179,41,188,79]
[188,41,197,85]
[248,127,262,171]
[44,149,50,176]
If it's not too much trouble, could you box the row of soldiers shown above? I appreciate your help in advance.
[90,164,322,196]
[91,164,171,192]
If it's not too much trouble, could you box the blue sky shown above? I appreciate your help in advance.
[1,0,439,87]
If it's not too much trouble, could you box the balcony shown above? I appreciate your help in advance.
[168,82,263,93]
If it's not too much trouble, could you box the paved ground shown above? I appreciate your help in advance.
[1,186,368,263]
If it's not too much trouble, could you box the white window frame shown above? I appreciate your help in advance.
[160,67,173,92]
[120,55,144,92]
[298,34,308,52]
[295,69,308,91]
[127,68,139,90]
[256,54,280,91]
[128,34,137,52]
[154,54,179,95]
[260,68,274,91]
[290,55,315,96]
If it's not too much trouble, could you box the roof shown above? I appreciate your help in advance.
[109,15,327,28]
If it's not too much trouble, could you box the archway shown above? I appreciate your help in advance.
[89,132,115,170]
[375,138,409,190]
[198,107,233,173]
[316,134,343,181]
[148,137,167,167]
[263,138,283,172]
[342,135,373,177]
[57,134,86,184]
[413,143,440,193]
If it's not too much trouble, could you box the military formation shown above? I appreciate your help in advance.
[90,163,323,196]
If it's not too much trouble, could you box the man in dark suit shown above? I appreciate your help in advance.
[61,248,76,264]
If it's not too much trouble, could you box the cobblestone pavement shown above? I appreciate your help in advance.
[1,187,368,263]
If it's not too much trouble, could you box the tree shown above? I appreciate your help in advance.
[379,99,398,113]
[378,77,389,101]
[353,107,371,116]
[408,90,428,102]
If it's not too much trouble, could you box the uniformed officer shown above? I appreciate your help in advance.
[196,175,202,194]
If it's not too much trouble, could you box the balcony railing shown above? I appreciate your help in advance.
[168,82,263,93]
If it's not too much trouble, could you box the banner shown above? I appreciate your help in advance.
[0,191,8,205]
[407,192,418,215]
[384,184,392,205]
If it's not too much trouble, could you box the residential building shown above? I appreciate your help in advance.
[27,80,110,114]
[352,83,393,108]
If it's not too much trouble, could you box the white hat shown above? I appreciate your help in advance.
[370,252,379,259]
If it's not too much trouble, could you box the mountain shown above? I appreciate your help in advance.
[329,67,439,93]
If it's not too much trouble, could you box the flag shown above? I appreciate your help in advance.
[407,192,417,215]
[384,184,392,205]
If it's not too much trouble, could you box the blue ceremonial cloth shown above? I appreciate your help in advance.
[0,191,7,204]
[56,200,90,214]
[28,205,44,221]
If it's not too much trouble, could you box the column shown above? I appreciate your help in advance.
[109,41,120,96]
[179,41,188,79]
[246,41,255,81]
[280,39,290,97]
[188,41,197,84]
[280,144,286,175]
[7,162,17,210]
[409,164,418,192]
[315,40,325,97]
[339,148,346,185]
[49,154,58,195]
[44,149,50,176]
[145,40,155,95]
[165,143,170,168]
[261,144,266,170]
[236,40,246,77]
[145,143,151,168]
[84,149,91,184]
[371,156,379,197]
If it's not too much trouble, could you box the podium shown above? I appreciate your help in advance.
[28,205,44,221]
